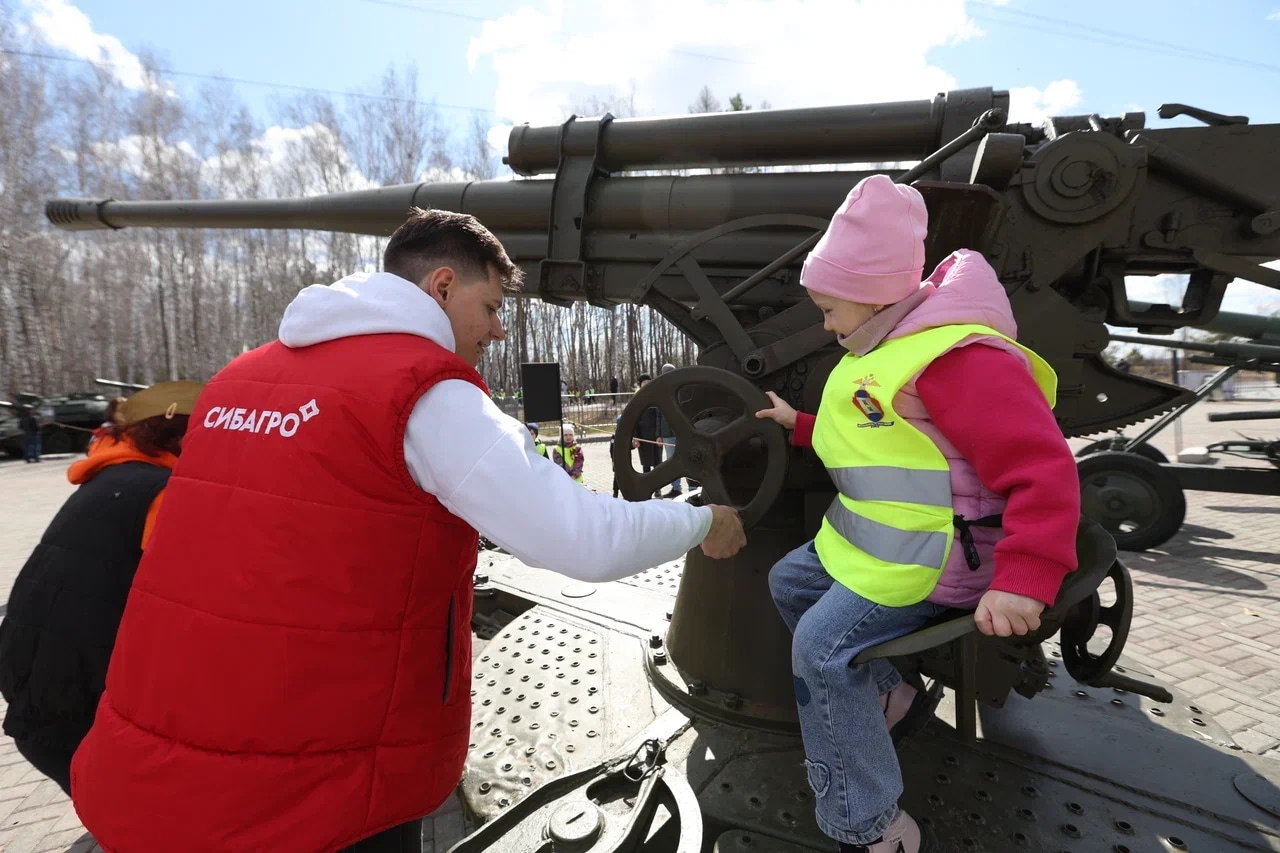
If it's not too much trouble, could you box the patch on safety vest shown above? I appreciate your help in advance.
[201,398,321,438]
[851,375,894,429]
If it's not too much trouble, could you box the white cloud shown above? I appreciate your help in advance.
[1268,9,1280,21]
[201,124,377,198]
[22,0,173,96]
[469,0,982,149]
[85,134,199,180]
[1007,79,1084,124]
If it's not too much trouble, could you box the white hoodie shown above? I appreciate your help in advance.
[277,271,714,582]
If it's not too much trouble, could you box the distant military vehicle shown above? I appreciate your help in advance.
[0,391,110,456]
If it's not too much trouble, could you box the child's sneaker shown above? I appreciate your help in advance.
[838,809,939,853]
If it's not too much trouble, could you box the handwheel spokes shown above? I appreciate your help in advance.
[1097,602,1126,631]
[710,415,760,453]
[632,456,691,498]
[659,401,697,444]
[611,365,790,527]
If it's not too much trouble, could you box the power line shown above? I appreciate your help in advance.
[971,6,1280,75]
[369,0,1278,75]
[0,47,496,113]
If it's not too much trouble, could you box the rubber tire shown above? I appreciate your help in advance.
[1077,451,1186,552]
[1076,437,1168,464]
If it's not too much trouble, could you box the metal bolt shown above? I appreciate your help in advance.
[654,651,668,664]
[649,633,663,648]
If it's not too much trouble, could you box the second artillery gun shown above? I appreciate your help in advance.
[1077,303,1280,551]
[45,88,1280,851]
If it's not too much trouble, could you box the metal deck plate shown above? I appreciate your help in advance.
[460,559,1280,852]
[461,607,662,823]
[618,558,686,595]
[1042,643,1237,748]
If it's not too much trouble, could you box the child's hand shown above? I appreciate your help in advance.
[755,392,798,430]
[974,590,1045,637]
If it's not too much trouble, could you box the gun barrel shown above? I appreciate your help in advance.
[1110,333,1280,362]
[1128,301,1280,342]
[45,185,426,234]
[45,170,881,244]
[1206,410,1280,422]
[94,378,148,390]
[505,88,1008,176]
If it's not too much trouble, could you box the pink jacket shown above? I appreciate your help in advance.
[794,250,1080,608]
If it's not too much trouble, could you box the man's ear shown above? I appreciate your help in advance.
[423,266,456,302]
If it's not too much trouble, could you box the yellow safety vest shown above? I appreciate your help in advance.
[811,324,1057,606]
[533,440,548,457]
[554,444,585,484]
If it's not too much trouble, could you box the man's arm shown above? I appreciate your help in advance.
[405,380,716,582]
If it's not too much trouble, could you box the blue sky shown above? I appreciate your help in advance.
[29,0,1280,138]
[17,0,1280,314]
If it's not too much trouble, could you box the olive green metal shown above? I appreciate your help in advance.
[503,88,1008,176]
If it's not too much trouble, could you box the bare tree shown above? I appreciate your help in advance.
[2,0,746,414]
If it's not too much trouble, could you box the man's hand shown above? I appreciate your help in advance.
[974,590,1046,637]
[755,391,798,430]
[700,505,747,559]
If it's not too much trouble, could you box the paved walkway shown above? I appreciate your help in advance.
[1,398,1277,850]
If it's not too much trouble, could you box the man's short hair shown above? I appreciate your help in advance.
[383,207,524,293]
[638,374,652,383]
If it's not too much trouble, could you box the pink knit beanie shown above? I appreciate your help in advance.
[800,174,928,305]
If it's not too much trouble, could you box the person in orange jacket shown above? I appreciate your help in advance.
[0,380,204,796]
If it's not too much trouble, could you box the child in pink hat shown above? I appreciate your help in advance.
[756,174,1081,853]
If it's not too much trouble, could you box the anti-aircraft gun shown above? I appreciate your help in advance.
[45,88,1280,851]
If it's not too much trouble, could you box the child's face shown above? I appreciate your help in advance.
[809,291,881,339]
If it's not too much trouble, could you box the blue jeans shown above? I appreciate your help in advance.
[769,539,948,845]
[23,434,41,462]
[662,440,681,492]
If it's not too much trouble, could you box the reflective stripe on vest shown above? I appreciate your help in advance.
[827,466,953,507]
[811,323,1057,607]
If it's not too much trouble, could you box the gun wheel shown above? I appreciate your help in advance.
[613,366,788,529]
[1060,559,1133,684]
[1077,450,1185,552]
[1075,436,1168,464]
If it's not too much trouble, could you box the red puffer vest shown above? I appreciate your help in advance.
[71,333,487,853]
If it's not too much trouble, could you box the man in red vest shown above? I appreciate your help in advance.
[69,208,747,853]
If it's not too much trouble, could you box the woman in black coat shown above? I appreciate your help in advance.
[0,381,202,795]
[633,374,664,474]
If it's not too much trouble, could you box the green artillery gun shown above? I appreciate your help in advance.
[45,88,1280,851]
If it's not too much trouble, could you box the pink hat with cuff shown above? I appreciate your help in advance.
[800,174,929,305]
